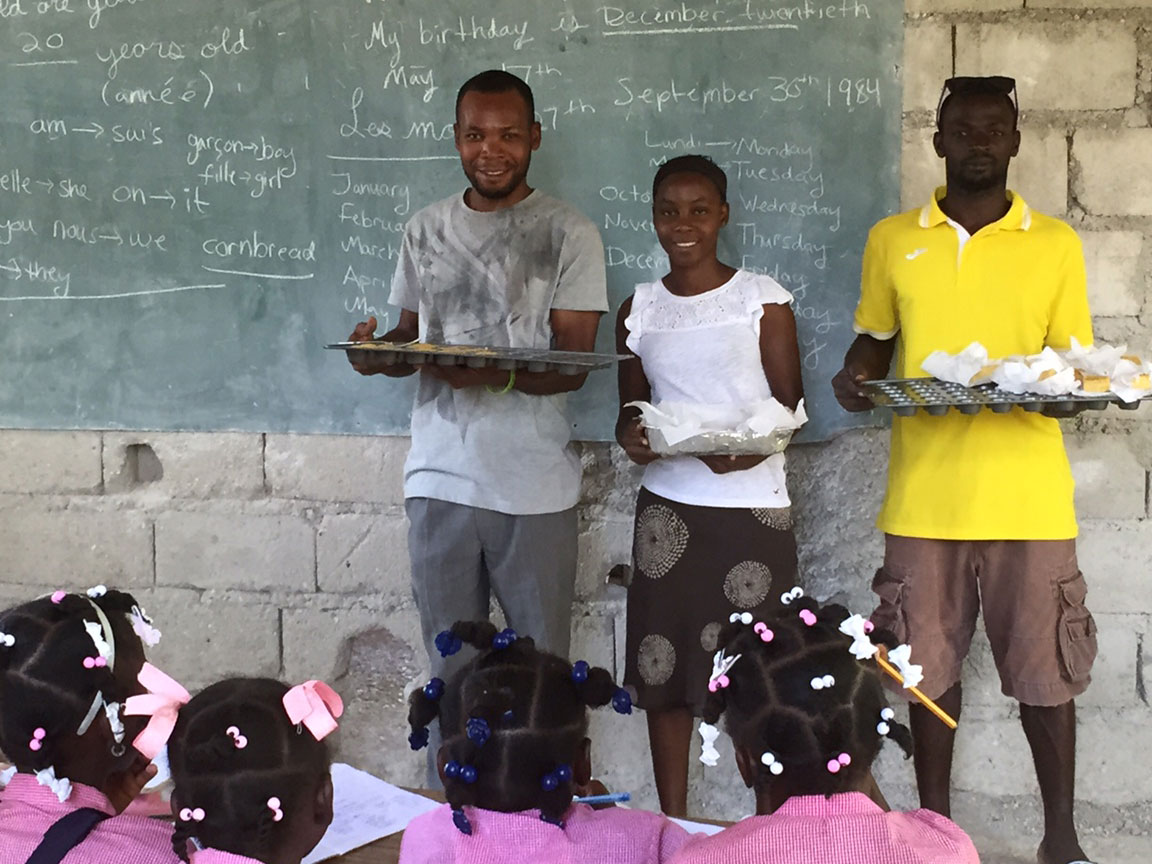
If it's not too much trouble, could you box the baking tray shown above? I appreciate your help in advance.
[326,340,629,375]
[647,426,795,457]
[862,378,1151,417]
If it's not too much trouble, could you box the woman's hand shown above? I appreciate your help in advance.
[617,417,660,466]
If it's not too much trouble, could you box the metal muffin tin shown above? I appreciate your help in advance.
[863,378,1150,417]
[327,340,629,376]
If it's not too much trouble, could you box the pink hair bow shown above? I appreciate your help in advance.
[123,662,190,760]
[282,680,344,741]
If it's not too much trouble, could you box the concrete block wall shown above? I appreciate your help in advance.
[0,3,1150,857]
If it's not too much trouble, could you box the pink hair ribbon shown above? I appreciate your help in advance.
[123,662,190,759]
[282,680,344,741]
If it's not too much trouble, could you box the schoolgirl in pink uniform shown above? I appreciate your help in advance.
[166,677,343,864]
[0,587,179,864]
[400,621,692,864]
[670,595,980,864]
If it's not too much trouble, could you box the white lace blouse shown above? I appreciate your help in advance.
[624,270,794,509]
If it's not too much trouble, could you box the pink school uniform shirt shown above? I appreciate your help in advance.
[0,772,181,864]
[670,793,979,864]
[189,851,263,864]
[400,802,691,864]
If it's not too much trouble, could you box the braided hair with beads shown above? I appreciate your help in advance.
[0,589,150,783]
[408,621,634,833]
[701,594,914,797]
[167,678,336,863]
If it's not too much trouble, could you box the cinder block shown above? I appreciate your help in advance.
[1067,435,1147,521]
[576,517,632,600]
[908,0,1019,11]
[954,705,1152,807]
[317,513,410,596]
[281,604,422,684]
[571,613,616,673]
[1076,521,1152,614]
[902,124,1067,216]
[956,22,1136,111]
[579,443,643,517]
[0,430,101,494]
[0,583,46,612]
[155,512,314,592]
[789,430,888,603]
[588,709,659,812]
[141,588,281,689]
[0,507,152,587]
[265,435,407,504]
[1075,128,1152,217]
[323,615,426,787]
[904,21,953,115]
[103,432,264,498]
[1082,231,1145,318]
[1077,708,1152,804]
[1078,612,1143,710]
[952,704,1035,797]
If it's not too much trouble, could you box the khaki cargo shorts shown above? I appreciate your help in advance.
[870,535,1097,707]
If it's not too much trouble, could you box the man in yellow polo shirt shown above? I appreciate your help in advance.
[833,77,1097,864]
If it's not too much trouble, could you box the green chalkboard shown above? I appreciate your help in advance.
[0,0,901,441]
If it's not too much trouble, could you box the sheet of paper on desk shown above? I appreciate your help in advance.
[302,763,442,864]
[669,817,727,837]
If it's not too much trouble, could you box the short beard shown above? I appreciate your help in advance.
[946,164,1008,195]
[464,165,529,201]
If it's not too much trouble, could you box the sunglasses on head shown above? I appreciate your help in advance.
[936,76,1018,127]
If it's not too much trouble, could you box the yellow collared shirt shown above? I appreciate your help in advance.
[854,188,1093,540]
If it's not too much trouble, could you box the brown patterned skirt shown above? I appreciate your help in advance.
[623,486,799,714]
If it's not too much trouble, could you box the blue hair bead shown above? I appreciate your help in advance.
[435,630,463,658]
[556,764,572,783]
[541,772,559,792]
[408,728,430,751]
[612,687,633,715]
[445,760,462,779]
[423,677,445,700]
[491,628,517,651]
[460,764,478,784]
[452,808,473,835]
[466,716,490,748]
[571,661,589,683]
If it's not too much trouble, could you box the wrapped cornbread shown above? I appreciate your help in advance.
[1064,337,1151,402]
[626,398,807,456]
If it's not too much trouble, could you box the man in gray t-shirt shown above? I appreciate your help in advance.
[348,71,607,678]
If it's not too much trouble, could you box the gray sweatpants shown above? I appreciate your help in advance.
[406,496,578,675]
[406,497,578,785]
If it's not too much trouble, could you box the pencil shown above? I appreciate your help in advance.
[876,647,958,730]
[573,793,631,805]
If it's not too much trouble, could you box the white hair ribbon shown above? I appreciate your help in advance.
[838,614,879,661]
[698,722,721,767]
[104,701,125,744]
[35,767,73,803]
[888,644,924,690]
[129,605,162,647]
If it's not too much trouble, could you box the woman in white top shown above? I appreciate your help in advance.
[616,155,804,817]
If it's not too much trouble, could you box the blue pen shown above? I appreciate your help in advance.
[573,792,631,805]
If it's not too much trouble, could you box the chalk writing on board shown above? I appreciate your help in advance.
[0,0,900,441]
[417,17,534,51]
